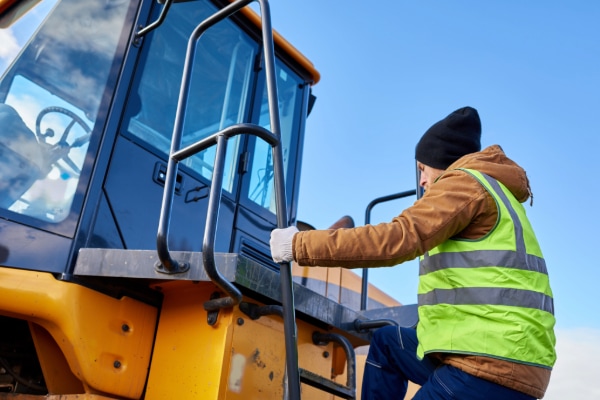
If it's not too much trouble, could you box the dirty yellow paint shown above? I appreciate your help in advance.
[0,268,157,399]
[144,279,357,399]
[228,353,247,393]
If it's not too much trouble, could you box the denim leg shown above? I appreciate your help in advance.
[361,326,439,400]
[414,364,537,400]
[362,327,537,400]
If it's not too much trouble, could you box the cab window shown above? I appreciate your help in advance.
[122,0,307,220]
[248,62,304,213]
[123,0,257,194]
[0,0,134,229]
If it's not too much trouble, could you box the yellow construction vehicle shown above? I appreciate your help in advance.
[0,1,417,398]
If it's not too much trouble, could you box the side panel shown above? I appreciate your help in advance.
[0,219,71,272]
[144,280,343,400]
[144,281,236,399]
[0,268,158,399]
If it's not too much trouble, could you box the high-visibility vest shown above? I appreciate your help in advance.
[417,168,556,368]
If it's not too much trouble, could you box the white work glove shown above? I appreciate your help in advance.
[270,226,299,263]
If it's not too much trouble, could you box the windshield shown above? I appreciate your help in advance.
[0,0,134,230]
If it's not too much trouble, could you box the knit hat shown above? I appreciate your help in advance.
[415,106,481,169]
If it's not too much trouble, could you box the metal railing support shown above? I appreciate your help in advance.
[136,0,174,38]
[312,332,356,395]
[354,318,398,332]
[257,0,302,397]
[361,190,416,310]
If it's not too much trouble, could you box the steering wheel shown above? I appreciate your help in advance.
[35,106,92,177]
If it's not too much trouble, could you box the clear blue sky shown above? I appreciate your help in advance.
[1,1,598,397]
[270,1,599,398]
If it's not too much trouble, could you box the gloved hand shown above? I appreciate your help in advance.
[269,226,299,263]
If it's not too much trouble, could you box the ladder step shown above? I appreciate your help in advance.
[299,368,355,399]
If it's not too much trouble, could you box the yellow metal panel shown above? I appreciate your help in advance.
[28,322,85,394]
[339,268,401,308]
[225,310,286,399]
[146,280,345,399]
[293,265,402,310]
[292,262,328,297]
[0,395,122,400]
[0,268,158,399]
[225,305,338,399]
[145,281,235,400]
[326,267,343,303]
[297,319,339,399]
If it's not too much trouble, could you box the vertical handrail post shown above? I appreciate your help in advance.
[257,0,301,398]
[202,134,243,313]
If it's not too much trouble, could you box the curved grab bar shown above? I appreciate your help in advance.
[172,123,279,162]
[360,189,416,310]
[312,332,356,395]
[353,318,398,332]
[156,123,278,275]
[136,0,174,38]
[201,134,241,311]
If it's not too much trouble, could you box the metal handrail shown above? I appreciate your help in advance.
[154,0,301,398]
[360,189,416,310]
[354,318,398,332]
[312,332,356,397]
[136,0,174,38]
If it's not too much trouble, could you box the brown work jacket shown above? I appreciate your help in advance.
[292,145,552,398]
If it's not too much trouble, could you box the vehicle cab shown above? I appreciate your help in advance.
[0,0,318,275]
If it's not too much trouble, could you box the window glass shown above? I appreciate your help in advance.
[124,0,257,193]
[0,0,133,223]
[1,76,91,222]
[248,62,303,213]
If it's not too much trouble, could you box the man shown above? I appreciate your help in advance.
[270,106,556,399]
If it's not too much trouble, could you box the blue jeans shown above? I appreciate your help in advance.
[361,326,536,400]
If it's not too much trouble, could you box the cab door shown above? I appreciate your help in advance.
[98,0,260,254]
[92,0,311,260]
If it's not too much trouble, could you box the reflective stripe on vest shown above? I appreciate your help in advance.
[417,169,556,368]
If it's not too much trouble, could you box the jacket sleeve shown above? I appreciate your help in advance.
[292,169,493,268]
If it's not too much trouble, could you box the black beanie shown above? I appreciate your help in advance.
[415,106,481,169]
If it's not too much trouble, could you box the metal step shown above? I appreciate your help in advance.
[299,368,355,400]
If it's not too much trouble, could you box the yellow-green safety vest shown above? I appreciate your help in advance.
[417,168,556,369]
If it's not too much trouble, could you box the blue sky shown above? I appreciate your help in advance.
[1,1,598,398]
[269,1,599,398]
